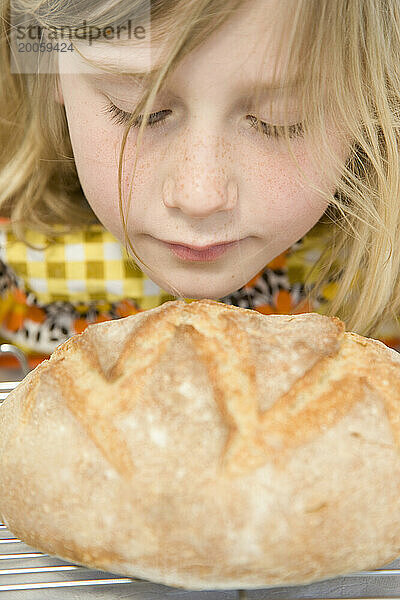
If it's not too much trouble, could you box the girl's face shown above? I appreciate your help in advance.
[57,0,350,299]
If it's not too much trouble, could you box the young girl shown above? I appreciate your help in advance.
[1,0,400,372]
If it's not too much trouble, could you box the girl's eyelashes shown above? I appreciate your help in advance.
[246,115,304,139]
[100,100,305,140]
[101,100,170,130]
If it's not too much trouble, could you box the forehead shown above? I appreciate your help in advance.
[61,0,294,86]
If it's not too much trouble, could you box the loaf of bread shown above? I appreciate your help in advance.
[1,298,400,590]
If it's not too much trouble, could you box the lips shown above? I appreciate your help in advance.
[165,241,238,250]
[165,240,239,262]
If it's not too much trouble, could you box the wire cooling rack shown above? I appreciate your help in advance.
[2,379,400,599]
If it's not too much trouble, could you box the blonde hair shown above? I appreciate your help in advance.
[1,0,400,337]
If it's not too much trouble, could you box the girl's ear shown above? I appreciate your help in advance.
[55,75,64,105]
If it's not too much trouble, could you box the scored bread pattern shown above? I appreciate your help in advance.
[22,299,400,481]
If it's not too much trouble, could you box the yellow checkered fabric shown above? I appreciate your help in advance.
[0,223,179,309]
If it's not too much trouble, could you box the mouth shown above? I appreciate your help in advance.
[160,239,242,262]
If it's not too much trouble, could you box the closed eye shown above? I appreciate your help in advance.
[246,115,304,139]
[101,100,304,139]
[101,101,170,129]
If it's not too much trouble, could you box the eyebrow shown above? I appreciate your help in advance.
[88,70,155,86]
[88,66,300,96]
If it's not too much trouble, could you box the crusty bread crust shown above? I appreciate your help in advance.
[1,299,400,590]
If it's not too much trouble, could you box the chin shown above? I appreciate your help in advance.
[137,265,239,300]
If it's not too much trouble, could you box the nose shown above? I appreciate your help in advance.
[162,134,238,218]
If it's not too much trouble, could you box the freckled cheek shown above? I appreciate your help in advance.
[234,144,324,225]
[69,117,137,216]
